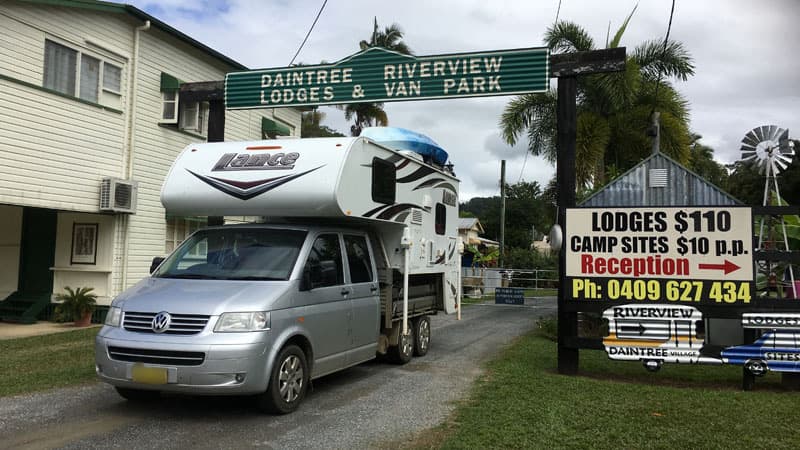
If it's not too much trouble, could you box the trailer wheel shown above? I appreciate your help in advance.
[388,326,414,364]
[256,345,308,414]
[413,316,430,357]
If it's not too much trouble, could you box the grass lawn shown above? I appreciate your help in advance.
[0,327,99,397]
[426,328,799,449]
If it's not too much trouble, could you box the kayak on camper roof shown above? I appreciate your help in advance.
[360,127,449,166]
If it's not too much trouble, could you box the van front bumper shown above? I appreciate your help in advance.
[95,331,271,395]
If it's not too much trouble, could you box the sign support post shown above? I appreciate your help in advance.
[550,48,627,375]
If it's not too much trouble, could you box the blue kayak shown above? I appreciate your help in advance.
[361,127,449,166]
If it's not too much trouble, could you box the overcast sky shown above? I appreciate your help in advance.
[129,0,800,200]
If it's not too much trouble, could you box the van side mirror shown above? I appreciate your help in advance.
[150,256,165,274]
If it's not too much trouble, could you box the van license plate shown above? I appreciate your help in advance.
[131,364,168,384]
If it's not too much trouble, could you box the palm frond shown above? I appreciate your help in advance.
[608,3,638,48]
[632,39,695,81]
[544,21,595,53]
[499,90,557,159]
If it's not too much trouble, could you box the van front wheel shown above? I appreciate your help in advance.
[257,345,308,414]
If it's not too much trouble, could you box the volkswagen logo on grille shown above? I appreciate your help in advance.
[152,311,172,333]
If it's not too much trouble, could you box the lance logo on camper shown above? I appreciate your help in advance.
[212,151,300,171]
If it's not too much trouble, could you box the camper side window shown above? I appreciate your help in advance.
[435,203,446,235]
[372,158,396,204]
[304,234,344,288]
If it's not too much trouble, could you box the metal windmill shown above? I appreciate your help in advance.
[740,125,796,297]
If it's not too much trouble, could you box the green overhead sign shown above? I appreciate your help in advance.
[225,46,549,109]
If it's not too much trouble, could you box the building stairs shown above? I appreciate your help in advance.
[0,292,52,324]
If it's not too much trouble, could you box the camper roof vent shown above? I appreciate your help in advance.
[100,178,138,214]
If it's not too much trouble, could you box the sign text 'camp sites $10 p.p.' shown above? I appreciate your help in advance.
[566,207,754,305]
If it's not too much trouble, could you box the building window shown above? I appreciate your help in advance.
[43,39,122,106]
[103,63,122,94]
[43,40,76,95]
[165,217,207,254]
[180,101,209,135]
[160,72,207,136]
[161,91,178,122]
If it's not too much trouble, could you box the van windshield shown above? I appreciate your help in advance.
[154,228,307,281]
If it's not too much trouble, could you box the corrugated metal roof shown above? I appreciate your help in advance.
[458,217,480,230]
[581,152,741,207]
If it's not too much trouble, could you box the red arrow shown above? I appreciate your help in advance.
[698,260,740,274]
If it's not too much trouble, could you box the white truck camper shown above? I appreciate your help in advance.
[95,127,462,413]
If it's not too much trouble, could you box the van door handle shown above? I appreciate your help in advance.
[341,289,350,296]
[370,286,378,293]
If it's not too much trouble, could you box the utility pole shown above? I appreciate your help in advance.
[649,111,661,154]
[499,160,506,268]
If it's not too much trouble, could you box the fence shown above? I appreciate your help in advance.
[461,267,558,297]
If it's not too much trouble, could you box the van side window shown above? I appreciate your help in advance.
[372,157,396,204]
[435,203,446,235]
[305,234,344,288]
[344,235,373,283]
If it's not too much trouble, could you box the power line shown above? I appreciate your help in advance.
[652,0,676,111]
[288,0,328,66]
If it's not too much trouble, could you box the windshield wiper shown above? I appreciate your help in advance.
[224,276,284,281]
[159,273,217,279]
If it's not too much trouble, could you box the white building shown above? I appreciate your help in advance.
[0,0,301,322]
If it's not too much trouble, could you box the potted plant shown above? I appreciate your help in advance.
[55,286,97,327]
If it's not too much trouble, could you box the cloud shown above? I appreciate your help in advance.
[127,0,799,200]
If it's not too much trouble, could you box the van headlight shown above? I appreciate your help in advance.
[104,306,122,327]
[214,312,271,332]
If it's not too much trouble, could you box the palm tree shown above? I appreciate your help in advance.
[341,18,413,136]
[500,8,695,188]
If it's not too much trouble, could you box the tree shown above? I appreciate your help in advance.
[460,181,555,250]
[500,8,695,188]
[687,133,728,187]
[301,109,345,138]
[340,18,413,136]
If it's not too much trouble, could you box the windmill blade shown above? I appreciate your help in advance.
[743,130,760,147]
[754,126,766,142]
[741,144,757,152]
[771,160,782,175]
[767,125,779,141]
[774,158,788,172]
[741,150,757,158]
[775,154,793,166]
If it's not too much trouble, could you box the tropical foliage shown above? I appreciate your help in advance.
[500,8,696,188]
[340,18,413,136]
[301,109,345,138]
[55,286,97,321]
[460,181,555,250]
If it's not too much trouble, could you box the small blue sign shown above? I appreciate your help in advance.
[495,287,525,305]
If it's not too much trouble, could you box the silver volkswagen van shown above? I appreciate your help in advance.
[95,223,381,413]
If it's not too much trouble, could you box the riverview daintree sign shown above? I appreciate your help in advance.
[566,207,754,305]
[224,46,549,109]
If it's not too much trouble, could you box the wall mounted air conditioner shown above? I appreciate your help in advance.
[100,178,138,214]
